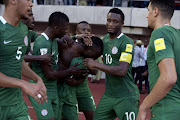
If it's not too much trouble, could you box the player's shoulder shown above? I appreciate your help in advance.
[34,35,48,45]
[19,21,28,30]
[121,34,134,45]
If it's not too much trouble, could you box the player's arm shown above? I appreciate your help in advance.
[41,62,88,81]
[137,58,177,120]
[83,59,129,77]
[22,60,47,101]
[24,54,52,62]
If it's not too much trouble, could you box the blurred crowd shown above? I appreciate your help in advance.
[31,0,180,10]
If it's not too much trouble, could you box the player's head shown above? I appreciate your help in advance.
[147,0,175,29]
[48,11,69,39]
[76,21,91,34]
[82,36,103,59]
[3,0,33,20]
[106,8,124,35]
[21,12,35,30]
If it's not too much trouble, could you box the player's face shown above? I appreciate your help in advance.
[61,34,74,47]
[57,22,69,39]
[76,23,91,34]
[17,0,33,20]
[147,2,155,29]
[106,13,123,35]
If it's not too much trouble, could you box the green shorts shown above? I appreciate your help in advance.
[76,85,95,111]
[29,95,59,120]
[0,101,30,120]
[93,94,139,120]
[151,98,180,120]
[59,84,78,120]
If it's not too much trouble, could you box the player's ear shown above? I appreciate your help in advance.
[9,0,16,5]
[153,7,159,17]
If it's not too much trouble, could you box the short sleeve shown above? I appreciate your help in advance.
[32,37,51,56]
[151,30,174,64]
[119,37,134,64]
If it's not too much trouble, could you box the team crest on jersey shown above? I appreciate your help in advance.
[24,36,28,46]
[41,109,48,116]
[112,47,118,54]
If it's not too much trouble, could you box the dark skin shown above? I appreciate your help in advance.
[35,23,87,120]
[57,35,96,86]
[83,12,130,77]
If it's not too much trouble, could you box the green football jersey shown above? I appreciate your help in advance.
[103,33,139,97]
[26,30,38,54]
[31,33,59,98]
[0,16,29,106]
[70,57,88,89]
[147,25,180,103]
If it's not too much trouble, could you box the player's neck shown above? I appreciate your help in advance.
[109,31,122,40]
[3,8,20,26]
[44,28,56,40]
[154,17,171,29]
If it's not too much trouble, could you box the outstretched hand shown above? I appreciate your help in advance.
[76,34,93,46]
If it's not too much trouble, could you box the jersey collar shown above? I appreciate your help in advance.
[117,33,124,39]
[41,32,49,40]
[0,16,7,24]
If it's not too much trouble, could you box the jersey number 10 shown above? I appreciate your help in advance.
[105,53,112,64]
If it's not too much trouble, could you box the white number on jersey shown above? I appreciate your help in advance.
[105,53,112,64]
[125,112,135,120]
[16,47,22,60]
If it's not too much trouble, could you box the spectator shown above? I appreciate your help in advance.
[64,0,74,5]
[132,40,145,94]
[140,39,149,92]
[88,0,96,6]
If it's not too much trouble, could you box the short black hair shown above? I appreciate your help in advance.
[108,8,125,22]
[76,21,90,30]
[48,12,69,27]
[150,0,175,19]
[78,21,89,25]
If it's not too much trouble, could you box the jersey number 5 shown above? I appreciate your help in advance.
[125,112,135,120]
[16,47,22,60]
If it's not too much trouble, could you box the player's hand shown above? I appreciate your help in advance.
[137,104,148,120]
[83,58,97,69]
[77,34,93,46]
[41,54,53,63]
[68,63,89,76]
[21,80,47,104]
[65,78,77,86]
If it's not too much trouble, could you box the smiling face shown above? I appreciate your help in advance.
[106,12,123,35]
